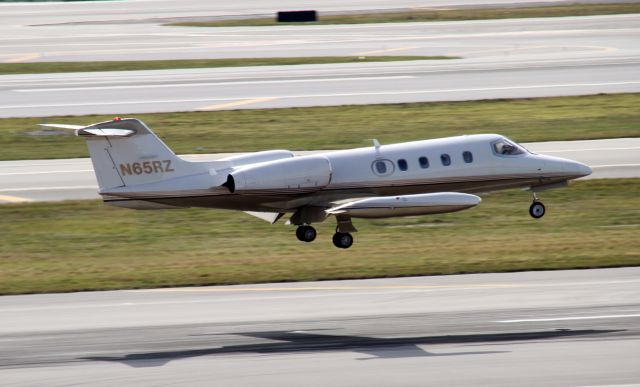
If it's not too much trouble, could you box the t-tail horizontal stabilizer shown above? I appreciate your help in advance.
[39,123,135,137]
[42,118,231,195]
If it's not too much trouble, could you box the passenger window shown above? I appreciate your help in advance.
[371,159,395,176]
[419,156,429,168]
[463,151,473,163]
[398,159,408,171]
[440,153,451,166]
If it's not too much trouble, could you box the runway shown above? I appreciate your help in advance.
[0,267,639,386]
[3,57,640,118]
[1,13,639,117]
[1,0,628,27]
[0,138,638,203]
[2,11,639,63]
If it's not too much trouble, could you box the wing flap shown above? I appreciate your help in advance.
[244,211,285,224]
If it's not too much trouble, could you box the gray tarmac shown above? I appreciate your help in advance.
[1,138,638,203]
[1,11,638,63]
[1,0,628,26]
[0,267,639,386]
[1,14,639,117]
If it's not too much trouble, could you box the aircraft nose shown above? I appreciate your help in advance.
[540,156,592,178]
[570,161,592,177]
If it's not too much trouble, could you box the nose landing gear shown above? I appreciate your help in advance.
[529,192,546,219]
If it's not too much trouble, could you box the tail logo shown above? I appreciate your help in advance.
[119,160,175,176]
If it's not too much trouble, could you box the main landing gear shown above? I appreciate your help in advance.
[529,192,546,219]
[295,217,357,249]
[295,225,354,248]
[332,232,354,249]
[296,225,317,242]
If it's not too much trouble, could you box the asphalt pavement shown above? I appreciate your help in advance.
[2,0,629,26]
[1,13,638,117]
[1,11,638,63]
[1,267,639,386]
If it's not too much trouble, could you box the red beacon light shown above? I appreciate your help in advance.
[113,117,122,121]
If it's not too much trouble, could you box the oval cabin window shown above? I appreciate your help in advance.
[440,153,451,166]
[463,151,473,163]
[398,159,408,171]
[419,156,429,168]
[371,159,395,176]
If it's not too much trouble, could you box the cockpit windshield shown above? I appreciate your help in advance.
[492,138,526,156]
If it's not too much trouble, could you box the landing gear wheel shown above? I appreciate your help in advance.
[529,201,546,219]
[332,232,354,249]
[296,225,317,242]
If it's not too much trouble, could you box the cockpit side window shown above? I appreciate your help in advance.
[492,138,525,156]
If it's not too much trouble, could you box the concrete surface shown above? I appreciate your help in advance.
[2,13,639,117]
[0,267,639,386]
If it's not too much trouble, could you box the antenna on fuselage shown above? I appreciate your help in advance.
[371,138,382,158]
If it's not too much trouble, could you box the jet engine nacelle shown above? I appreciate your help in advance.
[224,156,332,194]
[326,192,481,218]
[222,150,294,167]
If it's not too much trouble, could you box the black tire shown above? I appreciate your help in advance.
[296,226,316,242]
[332,232,354,249]
[529,201,546,219]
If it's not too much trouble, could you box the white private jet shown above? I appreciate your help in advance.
[43,118,592,249]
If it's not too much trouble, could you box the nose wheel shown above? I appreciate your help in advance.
[296,225,317,242]
[332,232,354,249]
[529,201,546,218]
[529,192,546,219]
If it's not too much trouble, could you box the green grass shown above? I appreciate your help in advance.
[172,3,640,27]
[0,179,638,295]
[0,56,455,75]
[2,93,639,161]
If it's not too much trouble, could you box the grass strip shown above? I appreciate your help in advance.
[0,178,638,295]
[0,56,455,75]
[1,93,639,161]
[172,3,640,27]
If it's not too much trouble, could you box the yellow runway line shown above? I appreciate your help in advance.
[0,194,34,203]
[353,46,420,56]
[4,53,42,63]
[197,97,277,111]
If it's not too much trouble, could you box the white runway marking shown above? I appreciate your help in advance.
[580,384,640,387]
[0,185,96,192]
[3,80,640,110]
[592,164,640,168]
[14,76,414,92]
[0,169,92,176]
[540,147,640,153]
[497,314,640,323]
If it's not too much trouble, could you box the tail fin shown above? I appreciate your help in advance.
[45,118,220,191]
